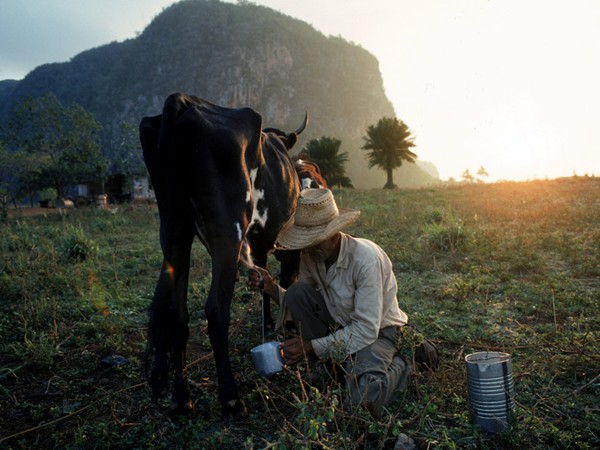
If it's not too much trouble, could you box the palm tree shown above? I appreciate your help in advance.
[300,136,353,188]
[461,169,475,183]
[476,166,489,183]
[362,117,417,189]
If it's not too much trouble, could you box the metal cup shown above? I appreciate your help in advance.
[251,341,284,376]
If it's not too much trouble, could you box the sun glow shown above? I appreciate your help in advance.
[164,261,175,285]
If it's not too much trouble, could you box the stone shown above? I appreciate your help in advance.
[394,433,417,450]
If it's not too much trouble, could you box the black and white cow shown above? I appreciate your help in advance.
[139,93,305,418]
[253,159,329,332]
[272,159,327,291]
[295,159,327,190]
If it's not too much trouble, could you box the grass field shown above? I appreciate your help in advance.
[0,177,598,449]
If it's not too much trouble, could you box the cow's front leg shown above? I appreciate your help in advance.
[253,253,276,334]
[277,249,300,290]
[205,254,248,419]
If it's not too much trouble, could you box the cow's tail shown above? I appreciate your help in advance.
[142,93,192,396]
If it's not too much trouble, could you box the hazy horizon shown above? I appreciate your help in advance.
[1,0,599,182]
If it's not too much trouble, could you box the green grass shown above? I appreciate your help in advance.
[0,177,598,449]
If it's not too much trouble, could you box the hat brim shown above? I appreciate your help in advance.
[275,208,360,250]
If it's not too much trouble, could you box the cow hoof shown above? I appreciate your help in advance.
[170,400,195,416]
[222,399,248,420]
[148,366,170,398]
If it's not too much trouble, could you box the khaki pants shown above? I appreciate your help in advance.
[283,282,412,416]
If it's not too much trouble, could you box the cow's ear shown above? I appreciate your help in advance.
[283,133,297,150]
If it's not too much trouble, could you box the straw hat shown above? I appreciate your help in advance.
[276,188,360,250]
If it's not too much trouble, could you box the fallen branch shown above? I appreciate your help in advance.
[0,382,146,444]
[442,340,533,351]
[573,373,600,394]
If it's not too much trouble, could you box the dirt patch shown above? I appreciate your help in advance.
[8,207,64,218]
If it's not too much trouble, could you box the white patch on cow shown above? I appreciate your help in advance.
[246,170,256,203]
[249,168,258,187]
[234,222,243,242]
[248,167,269,230]
[301,178,312,190]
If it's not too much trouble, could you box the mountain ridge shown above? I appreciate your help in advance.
[0,0,439,188]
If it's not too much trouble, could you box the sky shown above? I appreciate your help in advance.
[1,0,599,182]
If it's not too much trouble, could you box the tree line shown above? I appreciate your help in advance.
[0,94,418,220]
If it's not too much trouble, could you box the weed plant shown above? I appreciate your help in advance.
[0,177,598,449]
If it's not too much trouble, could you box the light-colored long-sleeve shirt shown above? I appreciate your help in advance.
[281,233,408,358]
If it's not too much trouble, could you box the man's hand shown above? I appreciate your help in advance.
[246,266,278,299]
[281,336,314,365]
[247,267,265,289]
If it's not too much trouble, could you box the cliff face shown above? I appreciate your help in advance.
[0,0,438,188]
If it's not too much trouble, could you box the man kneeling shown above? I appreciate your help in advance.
[248,189,437,417]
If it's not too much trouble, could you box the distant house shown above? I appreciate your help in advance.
[131,176,155,201]
[64,174,155,207]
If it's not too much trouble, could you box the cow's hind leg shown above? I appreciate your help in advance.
[205,243,248,419]
[146,223,195,414]
[145,266,173,399]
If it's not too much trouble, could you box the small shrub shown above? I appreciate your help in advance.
[419,209,467,253]
[423,205,446,224]
[59,225,98,262]
[25,332,60,367]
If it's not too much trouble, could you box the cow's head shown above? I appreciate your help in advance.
[262,112,309,150]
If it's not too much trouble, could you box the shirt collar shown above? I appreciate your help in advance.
[335,233,351,270]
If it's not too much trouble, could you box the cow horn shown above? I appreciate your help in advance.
[294,112,309,135]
